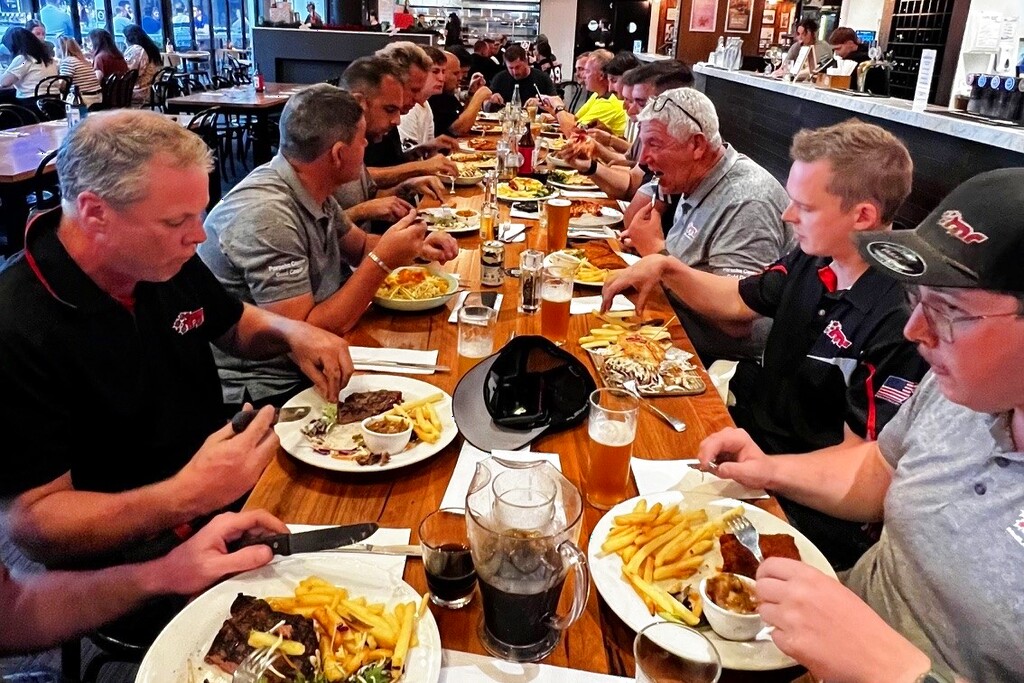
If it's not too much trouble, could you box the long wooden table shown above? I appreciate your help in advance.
[243,184,810,683]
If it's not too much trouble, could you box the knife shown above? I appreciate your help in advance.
[228,522,379,555]
[324,543,423,557]
[352,359,450,372]
[231,406,311,433]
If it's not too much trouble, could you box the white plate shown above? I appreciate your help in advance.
[276,375,457,473]
[549,178,600,192]
[569,206,624,228]
[373,266,460,311]
[420,208,480,234]
[588,491,837,671]
[497,183,558,203]
[547,156,574,169]
[136,556,442,683]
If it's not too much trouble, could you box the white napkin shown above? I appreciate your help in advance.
[439,443,561,511]
[447,291,504,323]
[440,649,630,682]
[498,223,527,242]
[349,346,440,375]
[557,190,608,199]
[283,525,412,580]
[568,226,616,240]
[570,294,634,315]
[631,458,768,500]
[616,200,630,213]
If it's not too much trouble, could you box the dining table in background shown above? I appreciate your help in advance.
[165,82,306,165]
[0,120,68,254]
[242,180,813,683]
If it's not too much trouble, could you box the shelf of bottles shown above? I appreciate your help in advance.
[885,0,955,101]
[406,0,539,45]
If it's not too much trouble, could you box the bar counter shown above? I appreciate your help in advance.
[694,64,1024,227]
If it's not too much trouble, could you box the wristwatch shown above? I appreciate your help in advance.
[553,105,566,114]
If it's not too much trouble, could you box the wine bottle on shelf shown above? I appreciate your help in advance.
[254,63,265,92]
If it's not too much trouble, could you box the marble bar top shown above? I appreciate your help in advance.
[694,63,1024,155]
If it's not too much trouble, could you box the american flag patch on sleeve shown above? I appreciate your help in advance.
[875,376,918,405]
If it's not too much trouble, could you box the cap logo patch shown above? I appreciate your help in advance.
[865,241,926,277]
[938,210,988,244]
[172,308,205,334]
[823,320,852,349]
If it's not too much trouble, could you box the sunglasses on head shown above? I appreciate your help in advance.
[651,94,704,132]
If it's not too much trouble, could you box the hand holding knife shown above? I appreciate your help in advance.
[227,522,379,555]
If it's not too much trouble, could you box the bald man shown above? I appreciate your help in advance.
[429,50,492,136]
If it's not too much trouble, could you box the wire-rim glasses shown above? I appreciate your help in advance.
[651,93,704,132]
[905,284,1023,343]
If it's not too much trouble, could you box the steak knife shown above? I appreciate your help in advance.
[228,522,379,555]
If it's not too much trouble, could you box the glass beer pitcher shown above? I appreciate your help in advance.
[465,457,591,662]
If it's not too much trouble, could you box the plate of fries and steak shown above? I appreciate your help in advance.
[276,375,457,472]
[137,556,442,683]
[548,245,627,287]
[568,201,624,228]
[496,177,558,202]
[588,491,836,671]
[579,317,707,396]
[547,169,600,191]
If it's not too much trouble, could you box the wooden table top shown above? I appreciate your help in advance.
[166,82,306,111]
[0,122,67,184]
[241,180,810,682]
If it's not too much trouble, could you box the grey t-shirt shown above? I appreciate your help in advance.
[845,372,1024,682]
[199,154,353,403]
[334,164,377,211]
[662,145,793,362]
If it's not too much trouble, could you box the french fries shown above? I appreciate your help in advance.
[265,576,426,681]
[578,321,672,351]
[574,258,611,285]
[600,499,745,622]
[386,393,445,444]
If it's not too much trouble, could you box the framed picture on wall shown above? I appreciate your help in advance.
[760,26,775,45]
[726,0,753,33]
[689,0,718,33]
[762,8,776,24]
[779,11,791,31]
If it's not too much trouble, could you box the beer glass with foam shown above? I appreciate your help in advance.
[540,265,573,345]
[546,198,570,251]
[584,388,639,509]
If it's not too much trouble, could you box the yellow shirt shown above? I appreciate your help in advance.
[575,92,627,138]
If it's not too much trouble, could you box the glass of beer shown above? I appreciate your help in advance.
[546,198,570,252]
[480,202,498,241]
[540,265,573,345]
[634,622,722,683]
[458,304,497,376]
[584,388,639,509]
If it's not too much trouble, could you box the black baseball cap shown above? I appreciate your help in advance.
[453,335,596,452]
[857,168,1024,292]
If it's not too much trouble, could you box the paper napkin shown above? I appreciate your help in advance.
[439,443,560,511]
[570,294,634,315]
[349,346,440,375]
[631,458,768,500]
[283,525,412,580]
[440,649,630,682]
[447,291,504,323]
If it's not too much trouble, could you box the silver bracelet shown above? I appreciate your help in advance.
[368,251,392,274]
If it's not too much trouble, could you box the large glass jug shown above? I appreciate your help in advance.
[465,457,590,662]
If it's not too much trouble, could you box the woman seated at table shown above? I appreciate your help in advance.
[57,36,102,108]
[0,28,57,107]
[122,24,160,105]
[88,28,128,81]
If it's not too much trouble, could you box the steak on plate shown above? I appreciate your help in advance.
[720,533,801,579]
[336,390,403,425]
[204,594,319,678]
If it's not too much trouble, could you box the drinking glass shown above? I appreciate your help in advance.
[537,197,549,232]
[419,508,477,609]
[546,198,570,251]
[479,202,498,241]
[634,622,722,683]
[458,305,497,376]
[540,265,573,346]
[583,388,638,509]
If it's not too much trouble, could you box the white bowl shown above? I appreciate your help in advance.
[698,574,764,641]
[360,415,413,455]
[372,267,459,312]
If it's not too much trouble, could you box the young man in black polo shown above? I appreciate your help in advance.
[602,120,929,570]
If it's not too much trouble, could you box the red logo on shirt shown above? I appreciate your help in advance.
[938,210,988,244]
[823,320,852,349]
[171,308,205,335]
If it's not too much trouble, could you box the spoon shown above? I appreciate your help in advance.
[621,380,687,432]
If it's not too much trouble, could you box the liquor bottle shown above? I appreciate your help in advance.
[518,120,535,175]
[254,63,265,92]
[65,85,87,129]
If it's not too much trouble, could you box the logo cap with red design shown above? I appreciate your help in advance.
[856,168,1024,292]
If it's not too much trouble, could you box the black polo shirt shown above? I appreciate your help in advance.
[428,92,463,136]
[488,67,556,104]
[364,127,406,168]
[0,209,244,496]
[732,248,929,569]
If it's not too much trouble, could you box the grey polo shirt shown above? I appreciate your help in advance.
[845,372,1024,682]
[334,165,377,211]
[663,145,793,362]
[199,154,354,403]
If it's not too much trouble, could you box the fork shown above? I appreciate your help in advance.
[621,379,687,432]
[232,646,277,683]
[726,515,763,563]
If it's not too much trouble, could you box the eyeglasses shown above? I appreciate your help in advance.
[650,94,704,132]
[905,285,1022,343]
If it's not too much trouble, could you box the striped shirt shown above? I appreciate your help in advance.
[59,56,102,107]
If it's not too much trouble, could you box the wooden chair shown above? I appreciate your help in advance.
[186,106,225,208]
[0,103,40,129]
[34,95,66,121]
[28,148,61,214]
[146,67,184,110]
[34,74,72,99]
[93,69,139,110]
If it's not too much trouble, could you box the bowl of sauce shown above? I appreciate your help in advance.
[698,573,764,641]
[360,415,413,454]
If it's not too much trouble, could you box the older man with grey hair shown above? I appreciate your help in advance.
[200,84,457,411]
[0,110,353,644]
[622,87,792,364]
